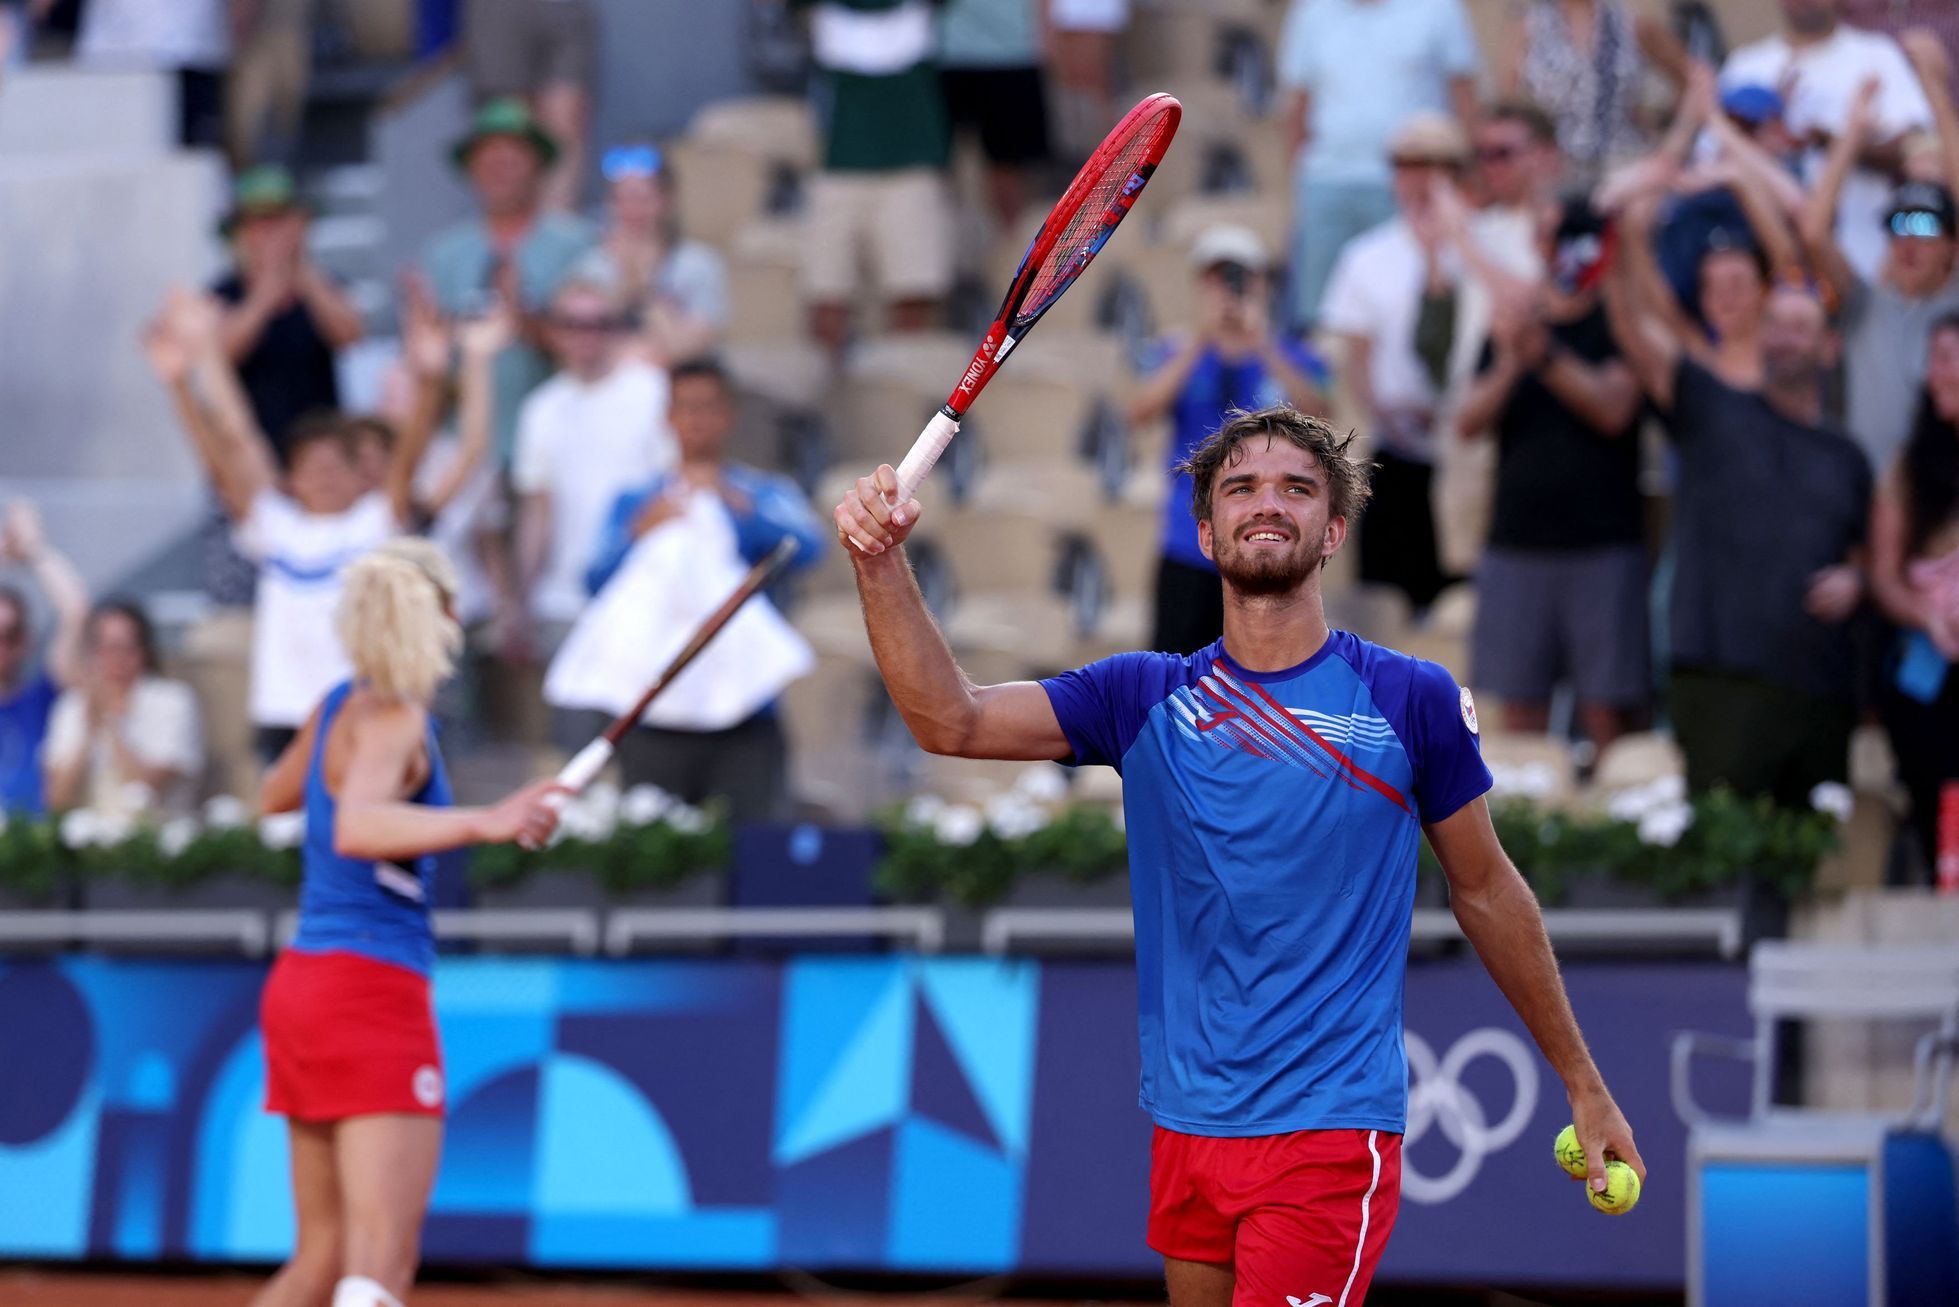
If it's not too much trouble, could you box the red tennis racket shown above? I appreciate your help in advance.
[890,92,1182,502]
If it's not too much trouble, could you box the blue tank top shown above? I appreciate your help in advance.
[289,681,454,976]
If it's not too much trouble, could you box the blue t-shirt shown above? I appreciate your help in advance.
[1148,337,1330,569]
[0,671,57,816]
[291,682,455,976]
[1041,631,1491,1136]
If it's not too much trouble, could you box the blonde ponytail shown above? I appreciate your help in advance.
[335,538,463,704]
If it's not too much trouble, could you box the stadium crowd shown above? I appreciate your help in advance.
[1,0,1956,892]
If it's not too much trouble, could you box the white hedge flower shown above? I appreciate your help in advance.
[620,785,675,827]
[1809,781,1854,823]
[903,793,947,828]
[158,817,199,858]
[984,794,1048,840]
[59,808,102,849]
[584,780,621,826]
[557,794,615,843]
[665,803,711,835]
[203,795,249,829]
[1605,774,1688,823]
[1489,761,1558,801]
[932,804,984,846]
[1637,801,1693,848]
[1013,766,1068,804]
[258,810,306,850]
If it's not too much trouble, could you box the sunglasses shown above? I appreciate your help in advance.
[603,145,663,181]
[549,314,623,333]
[1890,211,1950,239]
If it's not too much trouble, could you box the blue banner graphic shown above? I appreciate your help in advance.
[0,955,1747,1288]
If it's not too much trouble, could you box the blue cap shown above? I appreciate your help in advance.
[602,144,664,181]
[1721,84,1785,126]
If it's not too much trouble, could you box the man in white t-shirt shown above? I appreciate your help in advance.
[1723,0,1932,282]
[510,274,675,664]
[147,291,427,762]
[1322,113,1526,614]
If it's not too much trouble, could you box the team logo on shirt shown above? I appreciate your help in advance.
[1164,669,1410,813]
[373,861,425,902]
[1459,685,1479,736]
[413,1064,443,1108]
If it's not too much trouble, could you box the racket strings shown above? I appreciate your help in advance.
[1020,109,1176,317]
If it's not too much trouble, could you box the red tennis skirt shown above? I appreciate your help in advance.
[260,949,445,1121]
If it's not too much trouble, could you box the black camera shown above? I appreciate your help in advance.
[1217,261,1251,297]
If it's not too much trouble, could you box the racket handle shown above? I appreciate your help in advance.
[550,737,615,807]
[895,409,961,504]
[521,731,616,850]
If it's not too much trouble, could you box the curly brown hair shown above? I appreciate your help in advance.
[1177,406,1373,530]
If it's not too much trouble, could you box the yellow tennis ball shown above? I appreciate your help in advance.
[1588,1160,1641,1215]
[1554,1124,1586,1179]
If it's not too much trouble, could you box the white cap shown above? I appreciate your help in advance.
[1188,223,1270,272]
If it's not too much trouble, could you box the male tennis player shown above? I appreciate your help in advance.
[834,406,1644,1306]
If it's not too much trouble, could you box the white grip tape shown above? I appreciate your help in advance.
[550,738,615,806]
[895,410,960,504]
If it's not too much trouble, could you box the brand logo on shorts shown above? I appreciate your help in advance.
[412,1065,443,1108]
[1286,1295,1332,1307]
[1459,685,1479,736]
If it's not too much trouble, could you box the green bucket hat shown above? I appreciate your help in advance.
[451,97,561,170]
[219,165,308,236]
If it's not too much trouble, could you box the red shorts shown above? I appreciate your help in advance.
[260,949,445,1121]
[1149,1125,1402,1307]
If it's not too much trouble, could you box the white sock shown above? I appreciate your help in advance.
[332,1276,405,1307]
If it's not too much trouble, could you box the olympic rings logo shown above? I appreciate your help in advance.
[1401,1028,1540,1205]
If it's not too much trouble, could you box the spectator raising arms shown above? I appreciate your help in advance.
[584,144,730,369]
[146,291,442,764]
[1802,33,1959,476]
[1608,228,1872,809]
[1869,313,1959,885]
[1127,225,1329,655]
[423,99,597,463]
[1722,0,1933,283]
[1277,0,1481,330]
[42,600,204,820]
[0,500,88,816]
[509,275,676,688]
[793,0,956,354]
[579,359,826,821]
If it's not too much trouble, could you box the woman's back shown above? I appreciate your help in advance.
[292,680,451,976]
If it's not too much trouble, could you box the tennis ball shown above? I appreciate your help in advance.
[1588,1160,1641,1215]
[1554,1124,1586,1178]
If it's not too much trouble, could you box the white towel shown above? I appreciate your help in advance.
[544,491,814,731]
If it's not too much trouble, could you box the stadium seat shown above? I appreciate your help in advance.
[725,218,806,344]
[780,656,885,820]
[1325,583,1414,649]
[686,96,819,169]
[1591,731,1686,795]
[1478,732,1580,808]
[1161,192,1290,263]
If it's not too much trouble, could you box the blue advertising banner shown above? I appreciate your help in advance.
[0,954,1748,1289]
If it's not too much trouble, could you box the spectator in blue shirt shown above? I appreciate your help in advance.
[585,358,825,820]
[0,500,89,816]
[422,98,596,463]
[1127,226,1330,654]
